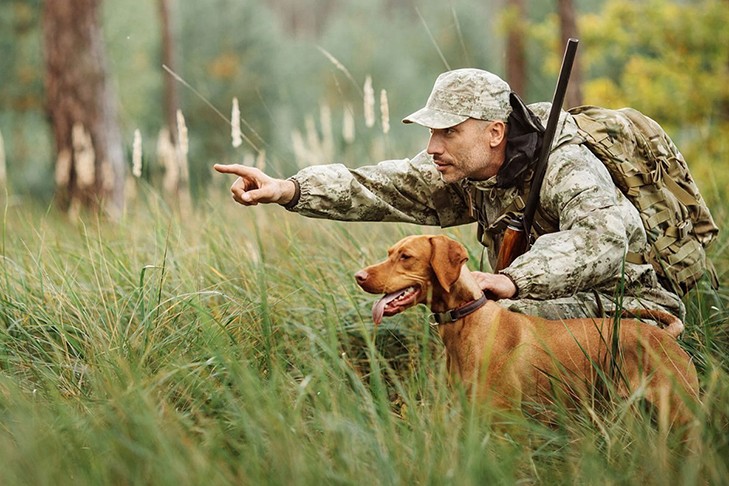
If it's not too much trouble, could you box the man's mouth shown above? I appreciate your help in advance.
[433,158,453,173]
[371,286,421,325]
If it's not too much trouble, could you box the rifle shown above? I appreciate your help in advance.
[494,38,579,271]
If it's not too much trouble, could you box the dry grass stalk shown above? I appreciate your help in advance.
[317,46,361,95]
[342,104,355,144]
[132,129,143,178]
[176,110,190,184]
[380,89,390,134]
[231,97,243,148]
[292,106,336,168]
[157,128,178,194]
[176,110,189,158]
[175,110,193,214]
[364,75,375,128]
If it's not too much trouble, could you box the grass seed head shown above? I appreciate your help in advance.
[231,97,243,148]
[132,129,143,178]
[380,89,390,134]
[364,75,375,128]
[343,104,355,143]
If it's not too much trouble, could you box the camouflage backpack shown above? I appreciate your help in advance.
[568,105,719,296]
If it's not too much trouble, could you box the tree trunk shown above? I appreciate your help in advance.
[265,0,336,38]
[505,0,527,97]
[557,0,582,108]
[159,0,179,143]
[43,0,125,218]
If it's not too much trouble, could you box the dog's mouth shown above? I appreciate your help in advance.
[372,286,421,325]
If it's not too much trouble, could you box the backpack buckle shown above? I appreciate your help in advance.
[677,220,692,239]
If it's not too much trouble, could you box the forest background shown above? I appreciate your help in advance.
[0,0,728,484]
[2,0,728,204]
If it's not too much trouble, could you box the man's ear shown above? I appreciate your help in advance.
[488,120,507,147]
[429,235,468,293]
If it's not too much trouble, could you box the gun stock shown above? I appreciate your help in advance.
[494,38,578,272]
[494,217,528,271]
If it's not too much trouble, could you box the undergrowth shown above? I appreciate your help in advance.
[0,191,727,485]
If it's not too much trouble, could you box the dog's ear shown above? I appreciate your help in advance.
[429,235,468,293]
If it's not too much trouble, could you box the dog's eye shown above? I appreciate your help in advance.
[399,254,411,261]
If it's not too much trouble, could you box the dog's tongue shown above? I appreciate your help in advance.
[372,289,407,326]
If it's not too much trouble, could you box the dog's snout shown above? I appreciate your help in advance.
[354,270,369,285]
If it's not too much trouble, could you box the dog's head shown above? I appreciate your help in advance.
[354,235,468,325]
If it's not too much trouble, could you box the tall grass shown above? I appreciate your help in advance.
[0,190,727,485]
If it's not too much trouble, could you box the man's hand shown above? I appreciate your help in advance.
[471,271,517,299]
[213,164,296,206]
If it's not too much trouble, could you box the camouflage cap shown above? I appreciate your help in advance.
[402,69,512,129]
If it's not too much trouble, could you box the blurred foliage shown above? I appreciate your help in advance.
[0,0,53,197]
[0,0,727,207]
[169,0,506,187]
[577,0,729,203]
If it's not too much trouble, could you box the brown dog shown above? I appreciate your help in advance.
[354,234,700,430]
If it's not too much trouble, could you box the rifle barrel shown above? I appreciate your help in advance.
[521,38,579,237]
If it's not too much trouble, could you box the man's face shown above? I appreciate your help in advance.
[426,118,506,183]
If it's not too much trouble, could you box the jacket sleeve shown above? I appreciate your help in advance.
[500,143,647,298]
[286,151,474,227]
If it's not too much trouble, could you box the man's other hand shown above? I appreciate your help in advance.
[471,271,517,299]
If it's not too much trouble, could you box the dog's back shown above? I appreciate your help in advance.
[489,311,700,427]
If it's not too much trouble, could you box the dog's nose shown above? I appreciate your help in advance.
[354,270,369,285]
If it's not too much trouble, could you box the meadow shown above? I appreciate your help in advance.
[2,0,728,483]
[0,186,727,485]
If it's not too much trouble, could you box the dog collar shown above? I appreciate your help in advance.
[430,292,489,325]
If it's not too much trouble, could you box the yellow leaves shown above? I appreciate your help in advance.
[208,52,240,80]
[17,64,35,84]
[497,3,529,37]
[12,2,34,32]
[582,0,728,121]
[582,79,626,109]
[579,0,729,197]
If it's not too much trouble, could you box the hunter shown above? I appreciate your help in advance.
[214,68,684,320]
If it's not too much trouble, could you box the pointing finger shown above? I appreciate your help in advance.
[214,164,253,176]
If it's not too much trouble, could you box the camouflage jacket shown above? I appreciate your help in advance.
[286,103,681,311]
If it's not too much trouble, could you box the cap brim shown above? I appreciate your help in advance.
[401,107,468,129]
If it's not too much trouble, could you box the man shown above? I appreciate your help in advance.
[214,69,684,320]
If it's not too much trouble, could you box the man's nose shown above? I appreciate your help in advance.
[426,133,443,156]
